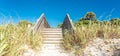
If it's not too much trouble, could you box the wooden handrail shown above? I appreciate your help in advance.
[62,14,75,34]
[34,13,50,33]
[34,13,75,34]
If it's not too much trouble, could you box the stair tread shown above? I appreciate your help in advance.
[42,31,62,33]
[43,41,63,44]
[43,35,62,38]
[43,37,63,39]
[43,39,62,41]
[42,28,62,31]
[43,28,62,29]
[42,33,62,35]
[43,37,62,39]
[43,40,62,42]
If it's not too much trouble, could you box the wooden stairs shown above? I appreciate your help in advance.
[40,28,69,56]
[42,28,63,44]
[34,13,75,56]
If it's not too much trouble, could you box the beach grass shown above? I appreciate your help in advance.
[0,21,42,56]
[62,22,120,55]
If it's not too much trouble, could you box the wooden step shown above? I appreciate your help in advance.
[43,38,63,41]
[43,37,63,39]
[42,33,62,35]
[42,31,62,33]
[43,39,62,41]
[43,40,62,42]
[43,35,62,37]
[42,28,62,31]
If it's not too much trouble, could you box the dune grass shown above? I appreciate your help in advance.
[62,23,120,55]
[0,21,42,56]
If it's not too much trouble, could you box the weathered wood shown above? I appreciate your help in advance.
[34,13,75,34]
[33,13,74,56]
[34,13,50,33]
[62,14,75,34]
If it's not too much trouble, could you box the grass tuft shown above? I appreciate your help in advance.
[0,22,42,56]
[63,23,120,55]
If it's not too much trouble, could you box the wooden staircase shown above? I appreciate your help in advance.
[42,28,63,44]
[40,28,69,56]
[34,13,75,56]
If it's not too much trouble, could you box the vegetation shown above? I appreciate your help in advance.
[62,12,120,55]
[81,12,96,20]
[110,18,120,25]
[57,23,63,28]
[0,21,42,56]
[1,12,120,56]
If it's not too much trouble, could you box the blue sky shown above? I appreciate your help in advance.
[0,0,120,27]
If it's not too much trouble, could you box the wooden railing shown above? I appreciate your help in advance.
[34,13,75,34]
[34,13,50,33]
[62,14,75,34]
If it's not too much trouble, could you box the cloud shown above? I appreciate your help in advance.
[105,8,115,20]
[98,12,106,20]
